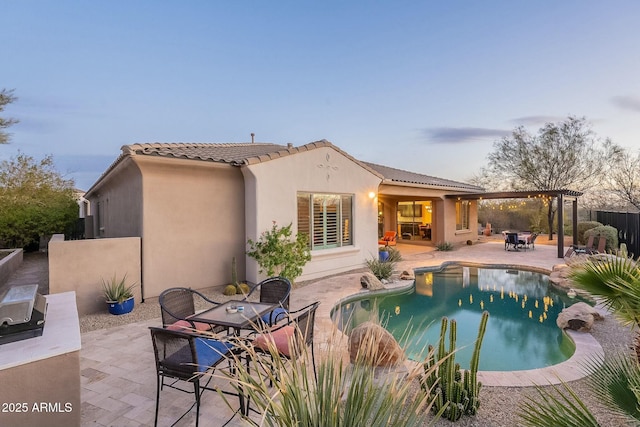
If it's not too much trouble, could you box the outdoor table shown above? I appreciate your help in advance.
[189,300,277,335]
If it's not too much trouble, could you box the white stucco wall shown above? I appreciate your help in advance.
[242,146,381,283]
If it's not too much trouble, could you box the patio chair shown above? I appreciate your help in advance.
[585,236,607,255]
[523,233,538,250]
[243,276,291,325]
[159,287,225,333]
[571,235,595,254]
[378,231,397,246]
[149,326,241,427]
[504,232,520,251]
[251,301,320,381]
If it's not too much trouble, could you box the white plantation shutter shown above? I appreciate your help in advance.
[298,192,353,250]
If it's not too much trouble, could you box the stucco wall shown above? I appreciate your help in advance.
[48,236,141,315]
[243,146,381,283]
[134,157,246,298]
[87,157,143,238]
[0,248,23,287]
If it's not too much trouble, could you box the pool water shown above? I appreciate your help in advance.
[334,265,581,371]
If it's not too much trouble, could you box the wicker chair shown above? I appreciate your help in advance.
[243,277,292,325]
[251,301,320,381]
[149,327,242,426]
[159,287,225,333]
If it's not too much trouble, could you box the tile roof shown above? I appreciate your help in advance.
[123,142,292,165]
[363,161,483,191]
[87,140,480,195]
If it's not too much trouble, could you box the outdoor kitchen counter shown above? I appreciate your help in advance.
[0,291,81,427]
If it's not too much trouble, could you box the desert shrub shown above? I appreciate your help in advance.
[436,241,454,251]
[223,284,237,296]
[577,221,603,244]
[584,225,618,252]
[466,240,473,245]
[214,318,444,427]
[366,257,395,280]
[247,222,311,282]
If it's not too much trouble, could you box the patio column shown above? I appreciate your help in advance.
[557,194,564,258]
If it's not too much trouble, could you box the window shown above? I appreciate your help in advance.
[297,192,353,250]
[456,200,470,230]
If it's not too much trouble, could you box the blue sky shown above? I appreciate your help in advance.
[2,1,640,190]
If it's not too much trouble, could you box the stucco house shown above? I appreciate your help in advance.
[83,140,483,299]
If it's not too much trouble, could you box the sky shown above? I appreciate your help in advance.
[2,1,640,191]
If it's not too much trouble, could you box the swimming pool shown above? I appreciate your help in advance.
[333,264,584,371]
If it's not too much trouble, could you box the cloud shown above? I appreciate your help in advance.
[510,115,566,126]
[422,127,510,144]
[611,95,640,112]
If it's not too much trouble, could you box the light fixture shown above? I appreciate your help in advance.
[368,192,376,199]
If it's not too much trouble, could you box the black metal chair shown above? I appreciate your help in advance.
[159,287,225,333]
[504,232,520,251]
[243,277,292,325]
[149,327,243,427]
[251,301,320,381]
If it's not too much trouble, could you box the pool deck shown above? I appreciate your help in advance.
[79,238,605,426]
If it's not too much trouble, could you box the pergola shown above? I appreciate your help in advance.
[446,189,583,258]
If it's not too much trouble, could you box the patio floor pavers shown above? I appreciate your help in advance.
[80,239,603,426]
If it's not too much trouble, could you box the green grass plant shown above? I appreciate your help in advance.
[214,320,445,427]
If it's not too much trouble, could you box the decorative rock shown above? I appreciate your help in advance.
[360,273,385,290]
[556,302,604,332]
[348,321,404,367]
[400,270,414,280]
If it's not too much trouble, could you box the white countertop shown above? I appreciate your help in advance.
[0,292,81,370]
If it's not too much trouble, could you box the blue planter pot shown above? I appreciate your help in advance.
[379,250,390,262]
[107,297,135,315]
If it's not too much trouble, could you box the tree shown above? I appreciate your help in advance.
[0,89,19,144]
[0,153,78,249]
[606,147,640,211]
[482,116,618,239]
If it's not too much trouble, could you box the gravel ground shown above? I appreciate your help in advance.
[79,279,637,427]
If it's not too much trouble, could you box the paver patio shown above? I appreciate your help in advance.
[80,238,601,426]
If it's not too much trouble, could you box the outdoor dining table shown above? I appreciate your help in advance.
[188,300,277,335]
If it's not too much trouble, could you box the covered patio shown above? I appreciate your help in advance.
[448,189,583,258]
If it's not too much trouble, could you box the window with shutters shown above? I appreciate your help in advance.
[297,192,353,250]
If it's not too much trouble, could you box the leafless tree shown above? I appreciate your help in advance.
[481,116,619,239]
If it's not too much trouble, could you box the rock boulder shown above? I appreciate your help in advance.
[556,302,604,332]
[360,273,385,290]
[348,321,404,367]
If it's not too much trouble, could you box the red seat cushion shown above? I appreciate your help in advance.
[166,319,212,332]
[253,325,296,357]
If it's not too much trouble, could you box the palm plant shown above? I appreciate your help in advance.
[518,255,640,426]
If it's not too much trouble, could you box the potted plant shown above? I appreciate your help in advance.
[102,274,136,315]
[379,245,390,262]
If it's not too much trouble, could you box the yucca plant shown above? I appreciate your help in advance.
[213,321,445,427]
